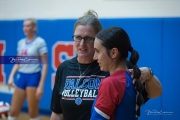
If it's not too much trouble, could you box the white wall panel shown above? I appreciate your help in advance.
[0,0,180,19]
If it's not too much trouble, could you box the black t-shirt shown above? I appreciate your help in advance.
[50,57,109,120]
[50,58,149,119]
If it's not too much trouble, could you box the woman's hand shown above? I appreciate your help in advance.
[139,67,153,82]
[8,64,19,88]
[8,75,15,87]
[130,67,162,98]
[129,67,153,83]
[36,85,44,99]
[36,53,48,99]
[50,112,64,120]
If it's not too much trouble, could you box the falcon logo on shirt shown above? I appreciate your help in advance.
[75,97,82,105]
[62,76,105,105]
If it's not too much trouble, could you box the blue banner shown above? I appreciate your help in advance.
[0,56,47,64]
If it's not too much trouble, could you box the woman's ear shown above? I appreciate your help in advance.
[110,48,119,59]
[33,26,37,33]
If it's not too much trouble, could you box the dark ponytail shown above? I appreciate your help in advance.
[96,26,145,114]
[129,48,144,109]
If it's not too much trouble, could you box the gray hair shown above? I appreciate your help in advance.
[74,10,102,34]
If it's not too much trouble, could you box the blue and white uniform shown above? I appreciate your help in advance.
[16,37,47,89]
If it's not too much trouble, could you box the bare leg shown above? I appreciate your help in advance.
[26,87,39,119]
[9,87,26,117]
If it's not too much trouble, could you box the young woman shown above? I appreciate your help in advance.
[50,10,162,120]
[8,18,48,120]
[91,26,143,120]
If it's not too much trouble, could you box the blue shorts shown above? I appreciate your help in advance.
[16,71,41,90]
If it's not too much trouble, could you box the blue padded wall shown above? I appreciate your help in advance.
[0,18,179,119]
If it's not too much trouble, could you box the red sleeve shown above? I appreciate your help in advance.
[95,77,126,117]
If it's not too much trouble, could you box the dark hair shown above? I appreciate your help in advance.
[96,26,144,113]
[74,10,102,34]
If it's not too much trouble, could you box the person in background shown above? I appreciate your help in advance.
[8,18,48,120]
[50,10,162,120]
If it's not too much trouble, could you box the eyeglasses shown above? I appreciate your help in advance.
[72,35,95,43]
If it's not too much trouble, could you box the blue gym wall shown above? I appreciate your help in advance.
[0,18,180,120]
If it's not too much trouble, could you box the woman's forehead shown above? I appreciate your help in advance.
[23,20,33,25]
[75,25,96,35]
[94,38,103,48]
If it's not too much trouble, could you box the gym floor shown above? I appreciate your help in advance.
[1,112,50,120]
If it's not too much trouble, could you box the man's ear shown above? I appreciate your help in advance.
[110,48,119,59]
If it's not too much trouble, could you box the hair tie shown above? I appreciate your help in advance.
[129,47,133,52]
